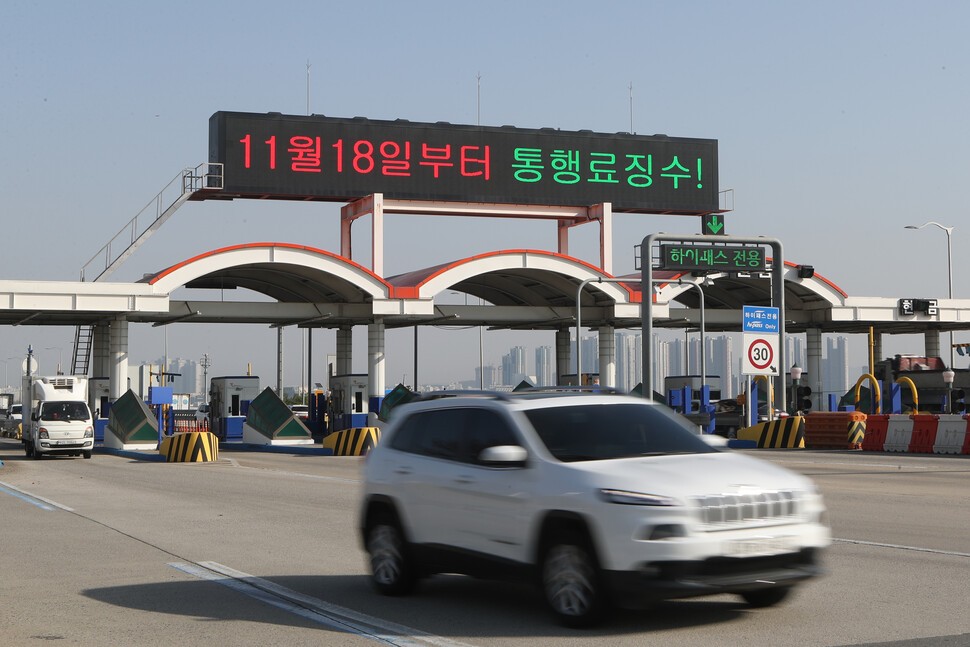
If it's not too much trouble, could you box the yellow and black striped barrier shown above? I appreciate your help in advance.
[847,419,866,448]
[737,416,805,448]
[159,431,219,462]
[323,427,381,456]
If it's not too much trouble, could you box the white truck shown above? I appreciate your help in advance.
[22,375,94,459]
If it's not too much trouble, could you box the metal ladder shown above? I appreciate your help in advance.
[71,163,223,375]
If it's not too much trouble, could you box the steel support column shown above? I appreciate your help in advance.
[556,328,571,386]
[806,327,823,411]
[368,319,385,426]
[598,325,616,388]
[108,317,128,401]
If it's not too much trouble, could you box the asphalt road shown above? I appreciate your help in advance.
[1,439,969,647]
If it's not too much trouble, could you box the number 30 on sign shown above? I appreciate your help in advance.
[742,333,779,376]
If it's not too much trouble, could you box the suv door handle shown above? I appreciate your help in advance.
[454,476,474,484]
[394,468,412,475]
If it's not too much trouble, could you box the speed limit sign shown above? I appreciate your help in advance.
[742,333,779,375]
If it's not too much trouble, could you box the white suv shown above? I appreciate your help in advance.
[360,391,829,626]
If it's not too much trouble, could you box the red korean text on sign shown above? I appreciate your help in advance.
[288,136,322,172]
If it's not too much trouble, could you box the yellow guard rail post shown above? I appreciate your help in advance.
[895,376,918,413]
[854,374,882,415]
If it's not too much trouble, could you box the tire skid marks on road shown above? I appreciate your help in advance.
[833,537,970,559]
[168,561,478,647]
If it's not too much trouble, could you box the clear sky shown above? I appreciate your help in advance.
[1,0,968,387]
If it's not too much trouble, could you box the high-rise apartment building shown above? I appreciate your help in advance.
[615,333,641,392]
[823,336,849,401]
[535,346,554,386]
[502,346,527,386]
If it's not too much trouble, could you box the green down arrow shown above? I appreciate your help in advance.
[706,215,724,234]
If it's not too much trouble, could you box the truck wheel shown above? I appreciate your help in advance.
[32,448,43,460]
[24,442,33,457]
[82,450,92,459]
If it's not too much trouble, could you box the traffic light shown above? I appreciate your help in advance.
[794,385,813,412]
[951,389,966,414]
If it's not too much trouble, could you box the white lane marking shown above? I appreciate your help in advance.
[0,480,74,512]
[834,538,970,558]
[771,459,933,469]
[227,463,360,484]
[169,561,478,647]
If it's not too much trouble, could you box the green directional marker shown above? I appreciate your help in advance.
[702,214,725,235]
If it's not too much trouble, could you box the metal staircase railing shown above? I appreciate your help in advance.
[71,163,223,375]
[72,324,94,377]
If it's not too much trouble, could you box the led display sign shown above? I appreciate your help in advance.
[208,111,719,213]
[659,244,766,272]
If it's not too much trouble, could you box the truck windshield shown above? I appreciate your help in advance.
[40,401,90,421]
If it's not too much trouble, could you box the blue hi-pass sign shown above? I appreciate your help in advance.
[742,305,780,333]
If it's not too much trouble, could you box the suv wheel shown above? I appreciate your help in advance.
[741,586,792,608]
[541,539,606,627]
[366,517,415,596]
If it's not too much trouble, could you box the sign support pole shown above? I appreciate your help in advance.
[641,234,785,406]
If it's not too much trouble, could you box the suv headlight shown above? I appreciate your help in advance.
[600,489,679,506]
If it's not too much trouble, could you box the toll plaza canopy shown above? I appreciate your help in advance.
[0,242,963,336]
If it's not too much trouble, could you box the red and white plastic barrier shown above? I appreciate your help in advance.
[863,413,970,454]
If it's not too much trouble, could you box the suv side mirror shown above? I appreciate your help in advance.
[478,445,528,467]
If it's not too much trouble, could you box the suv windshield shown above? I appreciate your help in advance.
[523,402,716,462]
[40,401,90,422]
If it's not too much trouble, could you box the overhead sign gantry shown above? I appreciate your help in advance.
[641,233,787,406]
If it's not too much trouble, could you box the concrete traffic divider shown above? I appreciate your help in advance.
[159,431,219,462]
[804,411,867,449]
[736,416,805,448]
[104,390,159,451]
[861,414,889,451]
[933,415,969,454]
[323,427,381,456]
[883,415,916,452]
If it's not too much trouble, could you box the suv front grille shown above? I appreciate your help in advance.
[690,489,806,530]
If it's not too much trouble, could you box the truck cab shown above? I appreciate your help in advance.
[22,376,94,459]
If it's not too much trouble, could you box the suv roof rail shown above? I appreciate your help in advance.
[414,390,513,402]
[514,386,627,395]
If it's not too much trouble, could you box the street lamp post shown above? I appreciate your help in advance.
[943,368,955,414]
[905,222,954,368]
[43,346,63,375]
[790,364,803,414]
[450,291,485,389]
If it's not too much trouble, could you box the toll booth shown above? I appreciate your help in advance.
[308,387,328,441]
[148,386,174,440]
[89,377,110,443]
[328,374,368,433]
[209,376,260,441]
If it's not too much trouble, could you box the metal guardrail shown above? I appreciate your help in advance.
[79,162,223,282]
